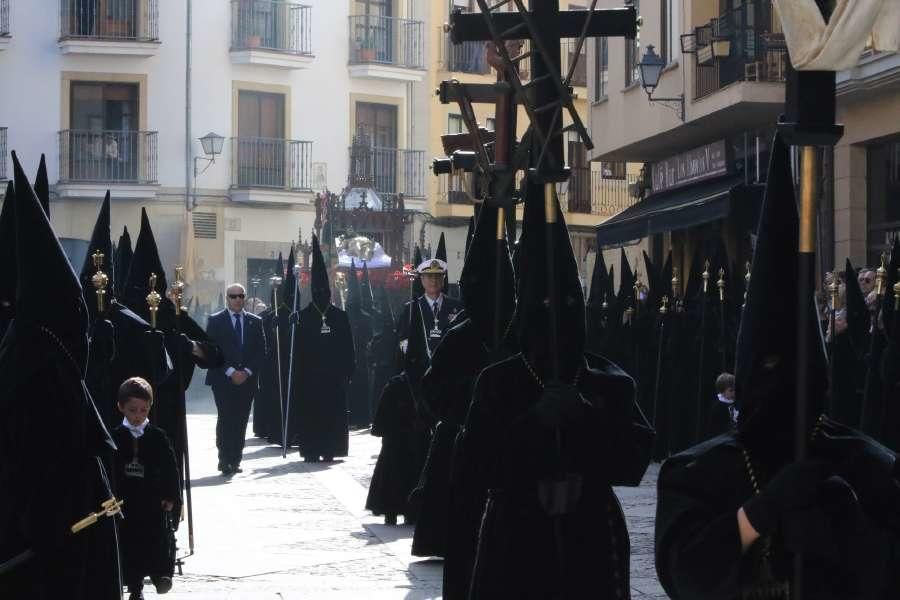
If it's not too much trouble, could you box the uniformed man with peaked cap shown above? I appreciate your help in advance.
[397,258,463,354]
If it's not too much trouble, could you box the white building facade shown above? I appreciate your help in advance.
[0,0,429,306]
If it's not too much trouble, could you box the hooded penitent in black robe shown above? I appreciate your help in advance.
[367,284,399,414]
[366,301,432,522]
[292,236,355,461]
[346,259,373,428]
[253,256,283,440]
[80,193,171,430]
[655,134,900,600]
[412,204,516,561]
[458,188,653,600]
[121,209,223,480]
[0,181,15,342]
[0,153,121,599]
[828,258,871,428]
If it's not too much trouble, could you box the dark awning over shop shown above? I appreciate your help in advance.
[595,176,764,247]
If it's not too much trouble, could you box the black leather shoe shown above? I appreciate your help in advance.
[385,513,397,526]
[233,465,243,473]
[222,464,234,476]
[128,592,144,600]
[152,575,173,594]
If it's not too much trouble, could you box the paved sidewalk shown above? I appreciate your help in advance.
[142,394,667,599]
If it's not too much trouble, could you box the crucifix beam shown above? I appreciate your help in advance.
[436,81,528,105]
[448,7,636,43]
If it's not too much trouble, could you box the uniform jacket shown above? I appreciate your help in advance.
[204,309,265,388]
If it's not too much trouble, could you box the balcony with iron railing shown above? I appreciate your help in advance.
[0,127,7,180]
[563,38,587,88]
[230,136,313,198]
[59,0,160,56]
[348,146,425,203]
[231,0,313,69]
[58,129,157,184]
[348,15,425,81]
[442,34,533,80]
[564,171,640,217]
[1,0,10,47]
[692,0,785,100]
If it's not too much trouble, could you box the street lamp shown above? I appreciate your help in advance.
[192,132,224,209]
[639,45,685,121]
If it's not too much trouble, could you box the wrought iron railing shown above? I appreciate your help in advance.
[59,129,157,183]
[438,171,474,205]
[563,171,639,216]
[0,127,7,181]
[231,0,312,55]
[693,0,786,100]
[348,15,424,69]
[445,36,490,74]
[59,0,159,41]
[563,38,587,87]
[231,137,313,190]
[348,146,425,199]
[1,0,9,37]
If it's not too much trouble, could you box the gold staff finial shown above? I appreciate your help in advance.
[717,267,726,303]
[876,253,887,297]
[660,295,669,315]
[894,272,900,311]
[146,273,161,329]
[702,260,710,293]
[170,266,186,316]
[90,250,109,314]
[671,267,680,300]
[828,271,840,311]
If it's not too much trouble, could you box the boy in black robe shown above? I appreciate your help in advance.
[112,377,181,599]
[457,189,654,600]
[655,134,900,600]
[366,301,432,525]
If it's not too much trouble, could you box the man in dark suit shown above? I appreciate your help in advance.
[205,283,266,475]
[397,259,463,354]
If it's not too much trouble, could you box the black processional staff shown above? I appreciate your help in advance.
[283,261,301,459]
[652,295,669,431]
[270,275,287,457]
[168,266,196,559]
[694,260,710,443]
[717,267,727,371]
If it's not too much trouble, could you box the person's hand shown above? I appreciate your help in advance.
[741,459,833,536]
[231,370,249,385]
[161,500,174,512]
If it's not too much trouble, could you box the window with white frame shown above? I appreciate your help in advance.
[660,0,679,64]
[625,0,640,86]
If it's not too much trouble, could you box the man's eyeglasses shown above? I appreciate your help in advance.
[228,294,245,299]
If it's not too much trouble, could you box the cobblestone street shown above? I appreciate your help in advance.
[146,393,667,599]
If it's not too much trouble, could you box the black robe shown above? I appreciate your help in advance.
[111,424,180,583]
[453,353,653,600]
[259,307,293,446]
[86,302,171,430]
[347,307,373,428]
[292,304,354,459]
[252,307,275,438]
[655,429,900,599]
[412,319,492,558]
[0,321,121,599]
[365,373,431,518]
[150,314,222,483]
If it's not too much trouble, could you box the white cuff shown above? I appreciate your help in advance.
[225,367,236,377]
[244,368,253,377]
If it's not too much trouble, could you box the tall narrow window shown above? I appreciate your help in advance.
[662,0,679,65]
[447,113,464,134]
[625,0,640,86]
[594,37,609,100]
[236,91,287,188]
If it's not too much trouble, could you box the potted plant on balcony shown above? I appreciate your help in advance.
[358,35,377,62]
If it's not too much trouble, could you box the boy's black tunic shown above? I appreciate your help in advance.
[112,424,181,584]
[0,154,121,599]
[366,301,431,520]
[458,191,653,600]
[292,235,355,460]
[413,204,516,560]
[655,134,900,600]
